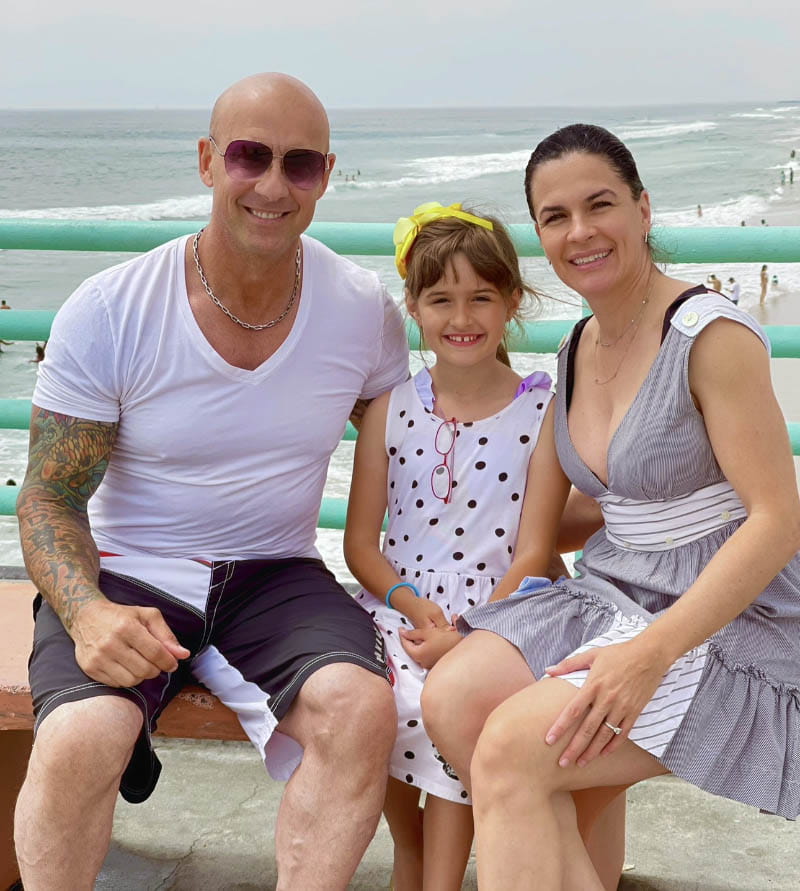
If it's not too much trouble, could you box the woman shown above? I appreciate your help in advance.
[421,124,800,889]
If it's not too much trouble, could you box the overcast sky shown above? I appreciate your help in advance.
[3,1,797,109]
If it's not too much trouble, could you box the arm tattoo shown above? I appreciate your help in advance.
[349,397,373,432]
[17,408,119,632]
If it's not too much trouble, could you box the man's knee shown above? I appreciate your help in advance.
[29,695,143,788]
[285,663,395,757]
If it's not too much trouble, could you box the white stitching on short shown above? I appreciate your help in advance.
[270,651,388,712]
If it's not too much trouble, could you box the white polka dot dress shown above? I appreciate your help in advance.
[462,290,800,819]
[355,367,553,803]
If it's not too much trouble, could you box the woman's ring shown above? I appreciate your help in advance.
[604,721,622,735]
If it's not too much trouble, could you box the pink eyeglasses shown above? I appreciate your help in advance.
[431,418,457,504]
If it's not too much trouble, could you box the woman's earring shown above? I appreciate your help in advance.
[644,230,650,244]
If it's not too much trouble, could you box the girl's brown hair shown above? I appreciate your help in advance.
[404,211,539,366]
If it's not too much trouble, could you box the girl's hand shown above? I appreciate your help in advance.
[543,639,671,767]
[404,598,451,630]
[399,626,461,669]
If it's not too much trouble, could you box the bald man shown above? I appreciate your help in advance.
[15,73,408,889]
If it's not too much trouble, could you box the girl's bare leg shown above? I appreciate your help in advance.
[383,777,423,891]
[471,678,667,890]
[422,794,474,891]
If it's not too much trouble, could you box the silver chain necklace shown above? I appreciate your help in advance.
[192,229,301,331]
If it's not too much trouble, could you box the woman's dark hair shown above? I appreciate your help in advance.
[524,124,645,221]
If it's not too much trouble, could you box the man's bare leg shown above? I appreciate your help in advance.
[15,696,143,890]
[274,663,396,891]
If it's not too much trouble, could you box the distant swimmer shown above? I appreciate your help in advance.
[792,149,796,159]
[772,274,779,287]
[725,276,741,305]
[0,299,10,309]
[761,218,768,226]
[781,170,787,185]
[740,220,746,226]
[760,265,769,304]
[791,169,795,185]
[707,273,722,292]
[697,204,702,217]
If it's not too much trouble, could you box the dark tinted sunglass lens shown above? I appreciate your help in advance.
[224,140,273,179]
[283,150,326,189]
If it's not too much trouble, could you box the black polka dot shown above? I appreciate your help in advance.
[465,578,475,587]
[414,571,421,578]
[508,546,513,553]
[407,420,415,428]
[511,492,520,501]
[403,534,409,541]
[491,577,496,585]
[498,472,508,481]
[416,554,423,562]
[478,436,488,445]
[495,528,505,537]
[404,751,415,759]
[416,448,424,456]
[537,402,544,409]
[467,500,477,509]
[399,456,406,465]
[400,616,407,624]
[401,664,409,670]
[436,585,444,594]
[467,598,475,605]
[389,447,397,455]
[520,434,530,444]
[406,775,414,783]
[400,569,406,576]
[399,410,406,418]
[477,562,486,570]
[370,610,376,617]
[429,518,438,526]
[463,421,473,427]
[407,720,418,727]
[456,430,461,437]
[415,499,424,508]
[398,508,403,515]
[475,461,486,470]
[411,480,418,489]
[390,480,395,489]
[461,791,469,799]
[453,552,464,560]
[455,527,464,536]
[388,538,396,546]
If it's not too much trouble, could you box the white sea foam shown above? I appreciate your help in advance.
[0,195,212,221]
[657,193,769,227]
[731,112,783,119]
[616,121,716,141]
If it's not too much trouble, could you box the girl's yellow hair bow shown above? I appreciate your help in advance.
[393,201,494,278]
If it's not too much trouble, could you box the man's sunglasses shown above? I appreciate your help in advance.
[208,136,332,190]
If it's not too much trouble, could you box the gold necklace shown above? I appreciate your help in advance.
[593,279,656,385]
[595,293,650,348]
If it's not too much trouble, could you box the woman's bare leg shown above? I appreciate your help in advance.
[422,794,473,891]
[471,678,667,890]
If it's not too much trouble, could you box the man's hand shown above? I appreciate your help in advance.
[399,625,461,669]
[70,599,190,688]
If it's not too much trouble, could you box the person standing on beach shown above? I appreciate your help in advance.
[726,276,741,304]
[14,72,409,890]
[707,273,722,293]
[760,265,769,304]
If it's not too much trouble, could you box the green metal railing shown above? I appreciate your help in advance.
[2,220,800,526]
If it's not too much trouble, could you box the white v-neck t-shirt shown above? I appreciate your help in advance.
[34,234,409,561]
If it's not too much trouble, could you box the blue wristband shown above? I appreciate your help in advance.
[385,582,420,609]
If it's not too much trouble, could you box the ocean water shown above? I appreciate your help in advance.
[1,100,799,570]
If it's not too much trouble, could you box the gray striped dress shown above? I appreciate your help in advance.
[460,288,800,819]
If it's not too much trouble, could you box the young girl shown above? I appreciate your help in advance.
[343,202,568,891]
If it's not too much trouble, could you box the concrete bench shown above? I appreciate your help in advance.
[0,578,247,887]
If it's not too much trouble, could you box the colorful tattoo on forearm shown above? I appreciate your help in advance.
[17,408,118,630]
